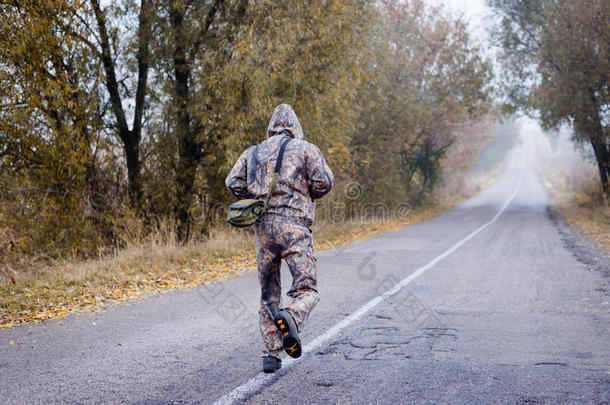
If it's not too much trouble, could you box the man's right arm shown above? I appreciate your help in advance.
[225,149,253,199]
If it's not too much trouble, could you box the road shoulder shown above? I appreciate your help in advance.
[547,206,609,295]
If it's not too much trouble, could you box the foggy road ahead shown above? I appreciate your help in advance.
[1,129,609,404]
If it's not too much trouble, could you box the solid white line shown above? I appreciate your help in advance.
[213,152,526,405]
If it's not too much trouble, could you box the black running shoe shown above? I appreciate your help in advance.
[273,310,302,358]
[262,356,282,373]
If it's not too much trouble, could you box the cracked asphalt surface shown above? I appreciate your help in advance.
[1,131,609,404]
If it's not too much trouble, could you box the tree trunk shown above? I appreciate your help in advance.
[590,135,609,192]
[583,90,609,193]
[124,138,142,205]
[167,0,249,241]
[170,2,201,242]
[91,0,151,209]
[581,89,609,193]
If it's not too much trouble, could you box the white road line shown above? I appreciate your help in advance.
[213,150,526,405]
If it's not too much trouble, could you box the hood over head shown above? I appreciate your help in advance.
[266,103,304,140]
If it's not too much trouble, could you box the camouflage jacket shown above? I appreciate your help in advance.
[225,104,334,226]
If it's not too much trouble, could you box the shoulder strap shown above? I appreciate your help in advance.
[274,136,291,174]
[263,137,291,208]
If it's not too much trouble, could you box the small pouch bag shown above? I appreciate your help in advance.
[226,137,291,227]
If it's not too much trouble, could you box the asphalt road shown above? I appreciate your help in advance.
[1,130,609,404]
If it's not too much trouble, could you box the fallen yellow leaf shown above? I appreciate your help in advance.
[9,340,14,345]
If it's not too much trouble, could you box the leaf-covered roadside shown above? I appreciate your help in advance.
[0,204,455,329]
[557,194,610,255]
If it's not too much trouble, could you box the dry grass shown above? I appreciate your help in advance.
[552,185,610,254]
[0,225,257,327]
[0,165,498,328]
[0,203,460,328]
[534,130,610,255]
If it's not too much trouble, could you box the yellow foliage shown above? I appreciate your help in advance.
[1,0,495,326]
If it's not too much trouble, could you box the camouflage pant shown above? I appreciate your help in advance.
[254,216,319,358]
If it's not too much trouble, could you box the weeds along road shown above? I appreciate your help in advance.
[1,130,609,404]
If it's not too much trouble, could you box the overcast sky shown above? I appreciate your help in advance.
[425,0,496,47]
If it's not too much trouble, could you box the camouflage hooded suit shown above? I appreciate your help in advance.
[225,104,333,358]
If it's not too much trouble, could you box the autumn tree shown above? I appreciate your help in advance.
[148,0,373,239]
[0,0,496,265]
[489,0,609,191]
[153,0,249,240]
[353,0,492,203]
[0,0,108,258]
[88,0,154,208]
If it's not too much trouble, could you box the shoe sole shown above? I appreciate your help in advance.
[263,361,281,373]
[274,315,302,358]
